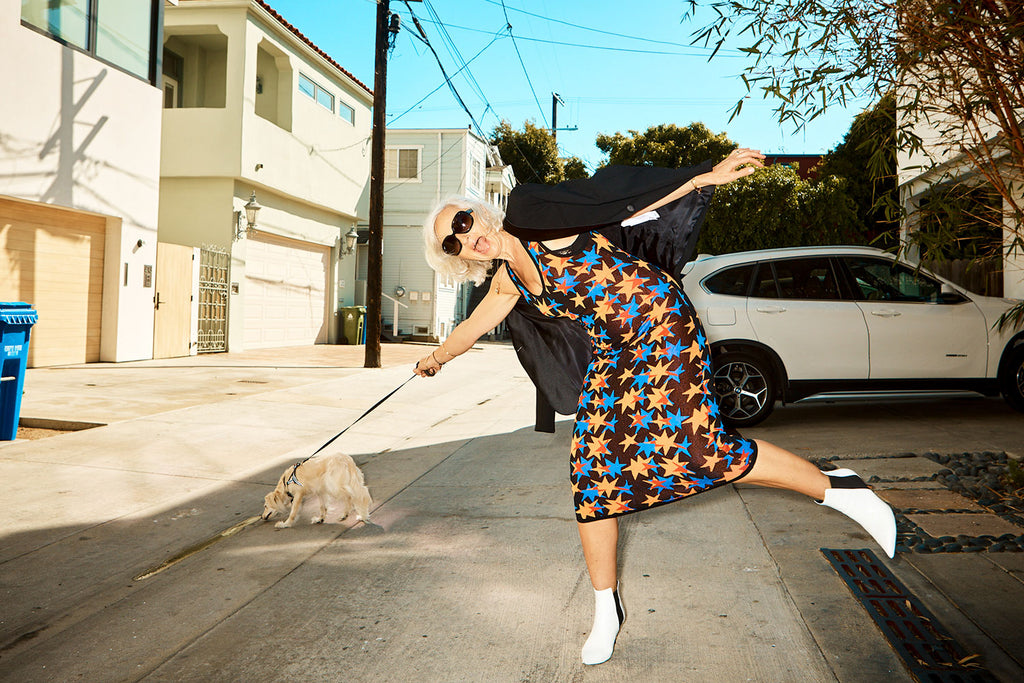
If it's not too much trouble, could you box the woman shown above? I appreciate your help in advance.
[414,149,896,666]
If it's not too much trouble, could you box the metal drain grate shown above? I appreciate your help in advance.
[822,548,998,683]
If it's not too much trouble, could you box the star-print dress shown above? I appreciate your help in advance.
[506,231,758,523]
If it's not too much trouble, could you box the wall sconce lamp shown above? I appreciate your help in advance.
[342,226,359,255]
[234,191,262,241]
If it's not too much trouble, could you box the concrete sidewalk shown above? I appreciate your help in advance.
[0,344,1022,682]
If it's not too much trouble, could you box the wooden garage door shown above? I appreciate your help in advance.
[244,233,329,348]
[0,197,105,367]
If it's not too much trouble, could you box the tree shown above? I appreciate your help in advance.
[595,122,736,168]
[697,164,860,254]
[490,120,562,185]
[816,92,898,246]
[687,0,1024,328]
[562,156,589,180]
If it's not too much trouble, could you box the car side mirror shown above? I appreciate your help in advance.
[938,283,965,304]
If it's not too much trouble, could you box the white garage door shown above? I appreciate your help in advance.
[244,233,330,348]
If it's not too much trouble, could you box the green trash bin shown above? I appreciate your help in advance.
[339,306,365,345]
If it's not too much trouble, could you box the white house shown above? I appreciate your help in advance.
[0,0,167,366]
[897,91,1024,300]
[159,0,372,356]
[362,128,514,341]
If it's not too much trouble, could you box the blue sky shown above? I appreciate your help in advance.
[267,0,870,171]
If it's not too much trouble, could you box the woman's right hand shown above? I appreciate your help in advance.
[415,351,443,378]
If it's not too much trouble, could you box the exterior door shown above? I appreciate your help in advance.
[841,256,988,378]
[153,243,194,359]
[746,257,869,380]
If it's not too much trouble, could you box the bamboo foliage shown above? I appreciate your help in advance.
[687,0,1024,328]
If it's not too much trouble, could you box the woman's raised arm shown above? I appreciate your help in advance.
[627,147,765,220]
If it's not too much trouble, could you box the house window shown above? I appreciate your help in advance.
[299,72,334,112]
[385,148,420,181]
[21,0,159,83]
[471,159,482,189]
[339,100,355,124]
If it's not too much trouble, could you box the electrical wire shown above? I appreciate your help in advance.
[409,16,747,58]
[500,0,549,128]
[388,29,503,126]
[400,1,487,138]
[481,0,744,55]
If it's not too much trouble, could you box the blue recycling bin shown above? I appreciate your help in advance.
[0,302,39,440]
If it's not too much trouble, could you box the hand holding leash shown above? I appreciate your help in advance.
[415,351,443,377]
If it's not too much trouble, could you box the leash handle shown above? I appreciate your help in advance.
[302,373,417,462]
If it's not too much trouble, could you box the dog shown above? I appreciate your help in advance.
[261,453,372,529]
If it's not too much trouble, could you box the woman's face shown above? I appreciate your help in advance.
[433,205,501,261]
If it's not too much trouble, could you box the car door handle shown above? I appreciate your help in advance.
[870,309,901,318]
[755,306,787,314]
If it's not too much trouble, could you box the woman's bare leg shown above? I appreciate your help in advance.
[744,438,896,557]
[576,517,623,665]
[743,439,829,499]
[577,518,618,590]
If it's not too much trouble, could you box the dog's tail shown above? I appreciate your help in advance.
[326,455,373,520]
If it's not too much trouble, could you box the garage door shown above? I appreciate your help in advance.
[0,197,106,367]
[244,233,330,348]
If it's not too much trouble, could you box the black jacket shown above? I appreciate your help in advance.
[501,162,716,431]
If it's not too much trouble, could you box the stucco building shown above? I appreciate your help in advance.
[159,0,372,355]
[0,0,166,366]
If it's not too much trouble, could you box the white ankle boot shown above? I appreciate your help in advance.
[818,468,897,558]
[581,584,624,665]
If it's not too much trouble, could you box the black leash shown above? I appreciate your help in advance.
[296,370,419,466]
[296,372,418,466]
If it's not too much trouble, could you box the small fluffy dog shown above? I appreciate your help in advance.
[261,453,372,529]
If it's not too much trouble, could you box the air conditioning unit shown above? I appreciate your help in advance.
[415,326,429,335]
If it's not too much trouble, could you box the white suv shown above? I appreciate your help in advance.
[680,245,1024,426]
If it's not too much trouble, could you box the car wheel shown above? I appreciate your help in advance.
[1000,345,1024,412]
[712,352,776,427]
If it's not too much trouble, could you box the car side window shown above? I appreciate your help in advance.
[703,264,755,296]
[749,262,780,298]
[772,258,840,300]
[843,256,943,303]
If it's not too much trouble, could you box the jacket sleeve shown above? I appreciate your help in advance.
[503,161,714,240]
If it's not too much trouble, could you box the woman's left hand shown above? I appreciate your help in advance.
[699,148,765,187]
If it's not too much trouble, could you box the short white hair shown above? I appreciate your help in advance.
[422,195,505,286]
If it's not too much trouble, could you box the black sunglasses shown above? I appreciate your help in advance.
[441,209,474,256]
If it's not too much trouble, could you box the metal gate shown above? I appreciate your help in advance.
[198,247,229,353]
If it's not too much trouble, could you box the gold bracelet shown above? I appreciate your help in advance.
[440,342,455,359]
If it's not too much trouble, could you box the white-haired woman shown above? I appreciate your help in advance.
[415,149,896,665]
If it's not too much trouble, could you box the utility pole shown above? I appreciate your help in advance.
[551,92,564,144]
[365,1,391,368]
[365,0,420,368]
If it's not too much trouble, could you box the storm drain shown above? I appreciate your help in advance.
[821,548,998,683]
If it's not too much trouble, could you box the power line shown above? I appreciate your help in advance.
[388,29,503,126]
[408,16,748,58]
[500,0,549,128]
[480,0,745,55]
[400,2,487,138]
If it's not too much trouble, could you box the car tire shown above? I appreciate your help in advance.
[712,352,776,427]
[1000,345,1024,412]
